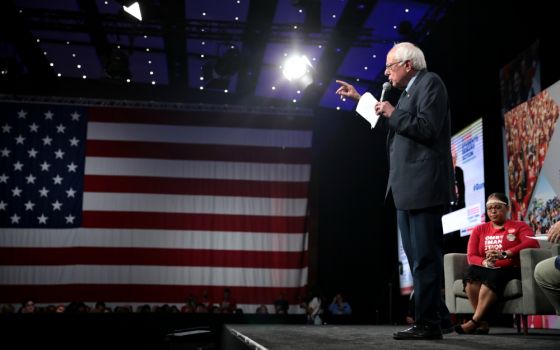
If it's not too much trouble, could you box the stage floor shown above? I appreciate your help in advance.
[224,324,560,350]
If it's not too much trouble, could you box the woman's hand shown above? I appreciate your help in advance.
[482,258,495,268]
[485,250,500,260]
[483,250,499,267]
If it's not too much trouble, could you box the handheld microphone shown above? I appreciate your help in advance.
[380,82,391,102]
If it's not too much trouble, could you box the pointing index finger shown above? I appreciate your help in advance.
[335,80,349,86]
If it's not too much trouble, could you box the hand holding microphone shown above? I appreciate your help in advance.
[380,82,391,102]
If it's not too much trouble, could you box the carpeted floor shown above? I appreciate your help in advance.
[224,324,560,350]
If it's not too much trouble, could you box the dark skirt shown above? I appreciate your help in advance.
[463,264,521,297]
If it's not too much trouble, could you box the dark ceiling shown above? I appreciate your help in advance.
[0,0,452,110]
[1,0,559,134]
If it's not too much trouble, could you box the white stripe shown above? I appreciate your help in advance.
[85,157,311,182]
[88,122,312,148]
[83,192,308,217]
[228,328,269,350]
[0,265,308,287]
[0,228,309,252]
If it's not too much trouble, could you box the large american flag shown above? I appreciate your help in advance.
[0,101,311,312]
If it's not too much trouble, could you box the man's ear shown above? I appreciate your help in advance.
[405,60,413,71]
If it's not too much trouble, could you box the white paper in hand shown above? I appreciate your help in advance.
[356,92,380,129]
[528,235,549,241]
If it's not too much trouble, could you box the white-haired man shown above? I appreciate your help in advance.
[336,42,455,340]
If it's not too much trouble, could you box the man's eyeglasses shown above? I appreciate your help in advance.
[385,61,403,71]
[486,204,505,211]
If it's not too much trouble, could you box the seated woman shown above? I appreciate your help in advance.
[456,192,539,334]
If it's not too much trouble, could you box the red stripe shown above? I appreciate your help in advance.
[82,212,307,233]
[0,247,308,269]
[0,285,307,305]
[86,140,311,164]
[84,175,309,198]
[88,107,313,130]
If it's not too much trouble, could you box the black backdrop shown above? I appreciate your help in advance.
[311,105,395,321]
[310,0,560,324]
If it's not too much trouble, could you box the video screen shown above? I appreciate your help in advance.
[441,118,486,236]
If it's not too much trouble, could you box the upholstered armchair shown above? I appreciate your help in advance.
[444,245,559,334]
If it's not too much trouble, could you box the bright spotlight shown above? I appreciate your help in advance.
[282,54,314,89]
[123,2,142,21]
[282,55,312,81]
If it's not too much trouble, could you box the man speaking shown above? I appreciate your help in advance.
[336,42,455,340]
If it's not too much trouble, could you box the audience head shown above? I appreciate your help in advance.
[256,304,269,314]
[21,300,36,314]
[56,304,66,313]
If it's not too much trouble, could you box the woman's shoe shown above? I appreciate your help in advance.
[454,319,480,334]
[473,321,490,334]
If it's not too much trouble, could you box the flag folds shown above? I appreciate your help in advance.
[0,102,312,312]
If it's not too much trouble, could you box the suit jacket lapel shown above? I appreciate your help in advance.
[396,89,407,108]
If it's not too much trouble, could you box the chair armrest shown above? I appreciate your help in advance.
[520,248,554,315]
[444,253,468,313]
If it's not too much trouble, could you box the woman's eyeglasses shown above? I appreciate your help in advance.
[486,204,505,211]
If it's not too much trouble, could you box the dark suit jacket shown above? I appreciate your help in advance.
[380,70,456,210]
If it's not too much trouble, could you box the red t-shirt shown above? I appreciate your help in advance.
[467,220,539,268]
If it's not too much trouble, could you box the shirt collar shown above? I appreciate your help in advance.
[404,73,418,93]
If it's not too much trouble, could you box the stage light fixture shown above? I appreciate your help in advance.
[104,47,132,81]
[0,57,23,80]
[213,47,241,77]
[202,46,241,91]
[291,0,321,32]
[123,2,142,21]
[398,20,414,40]
[282,54,314,88]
